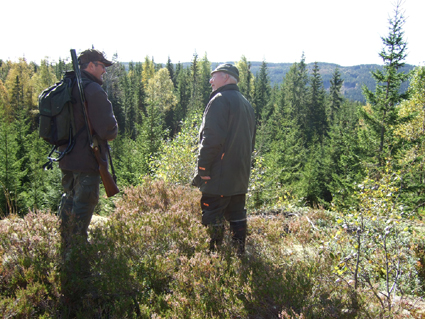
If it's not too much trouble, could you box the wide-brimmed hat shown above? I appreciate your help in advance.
[78,49,113,67]
[211,63,239,82]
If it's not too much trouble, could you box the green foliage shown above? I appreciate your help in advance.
[20,131,62,212]
[2,4,425,316]
[361,1,409,166]
[248,61,414,103]
[327,100,364,211]
[0,107,25,216]
[392,66,425,214]
[253,60,271,122]
[306,62,327,143]
[114,61,145,139]
[151,111,201,185]
[30,58,57,107]
[137,102,167,175]
[187,53,206,113]
[328,67,344,120]
[326,165,422,314]
[282,55,309,143]
[236,56,254,103]
[173,64,191,134]
[256,103,305,208]
[111,133,147,186]
[300,140,332,206]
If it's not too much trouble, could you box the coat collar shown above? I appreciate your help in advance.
[81,69,103,86]
[209,83,239,100]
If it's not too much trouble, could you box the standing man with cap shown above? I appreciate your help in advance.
[58,49,118,266]
[193,63,256,255]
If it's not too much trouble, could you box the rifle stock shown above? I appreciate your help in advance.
[70,49,119,198]
[93,144,119,197]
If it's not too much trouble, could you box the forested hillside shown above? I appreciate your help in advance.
[127,61,415,103]
[250,61,415,102]
[1,3,425,317]
[0,48,423,215]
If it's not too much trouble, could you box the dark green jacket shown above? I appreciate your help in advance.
[195,84,256,196]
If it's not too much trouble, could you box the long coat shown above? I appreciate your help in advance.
[194,84,256,196]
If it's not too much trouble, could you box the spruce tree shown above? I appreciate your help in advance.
[137,102,166,175]
[306,62,327,144]
[326,100,364,210]
[300,139,332,206]
[253,60,271,123]
[262,95,305,205]
[0,99,24,215]
[188,53,204,112]
[255,85,280,154]
[174,65,191,133]
[112,134,147,186]
[124,63,139,138]
[118,61,146,139]
[166,56,176,88]
[103,57,128,135]
[21,130,60,211]
[361,1,409,166]
[199,53,212,106]
[329,67,344,121]
[282,55,309,142]
[54,57,67,79]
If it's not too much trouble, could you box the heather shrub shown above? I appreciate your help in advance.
[0,178,423,318]
[0,212,60,317]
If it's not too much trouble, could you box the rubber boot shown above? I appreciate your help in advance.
[207,225,224,252]
[230,220,247,256]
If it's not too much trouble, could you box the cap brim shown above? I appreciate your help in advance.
[103,60,113,67]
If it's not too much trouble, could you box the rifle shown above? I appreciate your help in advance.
[70,49,119,197]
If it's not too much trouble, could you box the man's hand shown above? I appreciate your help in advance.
[200,176,211,180]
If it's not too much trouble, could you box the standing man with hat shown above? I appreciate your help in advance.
[58,49,117,269]
[193,63,256,255]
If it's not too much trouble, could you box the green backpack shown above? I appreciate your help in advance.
[38,71,77,169]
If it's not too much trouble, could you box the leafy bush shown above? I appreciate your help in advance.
[151,111,201,185]
[325,167,425,316]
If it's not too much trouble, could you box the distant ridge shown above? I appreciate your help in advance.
[123,61,416,103]
[246,62,415,103]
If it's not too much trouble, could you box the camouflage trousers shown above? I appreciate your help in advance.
[58,170,100,240]
[58,170,100,306]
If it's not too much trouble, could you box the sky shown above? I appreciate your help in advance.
[3,0,424,67]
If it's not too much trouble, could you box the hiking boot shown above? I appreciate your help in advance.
[230,220,247,256]
[207,224,224,252]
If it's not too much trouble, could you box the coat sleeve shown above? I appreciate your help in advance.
[86,83,118,141]
[197,95,228,176]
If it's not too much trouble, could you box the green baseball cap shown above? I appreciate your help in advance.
[211,63,239,82]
